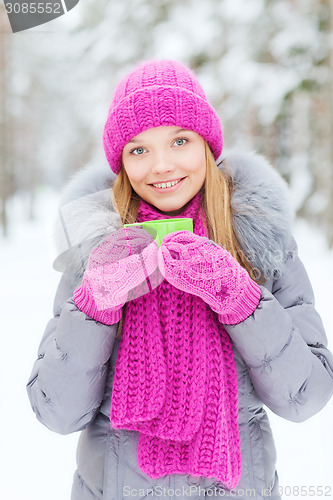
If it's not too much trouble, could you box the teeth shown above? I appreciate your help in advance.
[153,179,182,189]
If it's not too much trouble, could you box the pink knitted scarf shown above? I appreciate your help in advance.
[109,191,241,489]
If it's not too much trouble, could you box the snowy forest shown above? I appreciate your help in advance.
[1,0,333,242]
[1,2,333,500]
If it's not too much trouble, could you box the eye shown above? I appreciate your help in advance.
[130,147,147,155]
[173,138,188,147]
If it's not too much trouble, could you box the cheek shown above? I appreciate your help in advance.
[185,144,206,173]
[123,162,146,186]
[190,154,206,180]
[129,173,145,185]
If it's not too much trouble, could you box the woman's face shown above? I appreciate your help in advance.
[122,126,206,215]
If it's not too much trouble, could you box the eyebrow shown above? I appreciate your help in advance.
[127,128,189,144]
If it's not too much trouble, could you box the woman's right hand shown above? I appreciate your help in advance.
[73,226,162,324]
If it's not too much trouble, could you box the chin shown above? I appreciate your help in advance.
[159,203,187,217]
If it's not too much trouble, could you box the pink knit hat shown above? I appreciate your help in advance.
[103,59,223,174]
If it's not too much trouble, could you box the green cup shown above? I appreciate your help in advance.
[124,217,193,246]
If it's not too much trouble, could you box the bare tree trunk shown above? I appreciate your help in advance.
[0,5,13,237]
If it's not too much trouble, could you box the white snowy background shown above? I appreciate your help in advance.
[1,1,333,499]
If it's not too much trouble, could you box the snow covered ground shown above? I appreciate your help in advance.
[1,189,333,500]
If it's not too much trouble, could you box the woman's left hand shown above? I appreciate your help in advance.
[157,231,262,324]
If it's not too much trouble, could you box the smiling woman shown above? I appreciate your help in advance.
[121,126,207,215]
[27,59,333,500]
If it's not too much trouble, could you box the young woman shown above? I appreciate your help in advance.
[27,60,333,500]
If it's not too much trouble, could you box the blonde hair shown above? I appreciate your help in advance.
[111,142,264,337]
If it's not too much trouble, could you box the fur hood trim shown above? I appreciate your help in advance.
[220,151,294,280]
[51,152,295,287]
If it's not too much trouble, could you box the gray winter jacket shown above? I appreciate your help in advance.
[27,153,333,500]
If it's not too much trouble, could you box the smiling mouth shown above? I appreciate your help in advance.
[150,178,185,189]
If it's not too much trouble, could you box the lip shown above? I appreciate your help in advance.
[149,177,186,193]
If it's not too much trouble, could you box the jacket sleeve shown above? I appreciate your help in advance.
[26,273,118,435]
[223,236,333,423]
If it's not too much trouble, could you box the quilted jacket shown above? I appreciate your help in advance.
[27,152,333,499]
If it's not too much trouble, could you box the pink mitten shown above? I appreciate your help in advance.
[74,226,162,325]
[158,231,261,325]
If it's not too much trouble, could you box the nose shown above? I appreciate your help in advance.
[150,150,175,175]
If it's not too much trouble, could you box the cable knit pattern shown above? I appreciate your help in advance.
[73,227,161,324]
[85,229,159,309]
[158,231,261,325]
[109,190,257,489]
